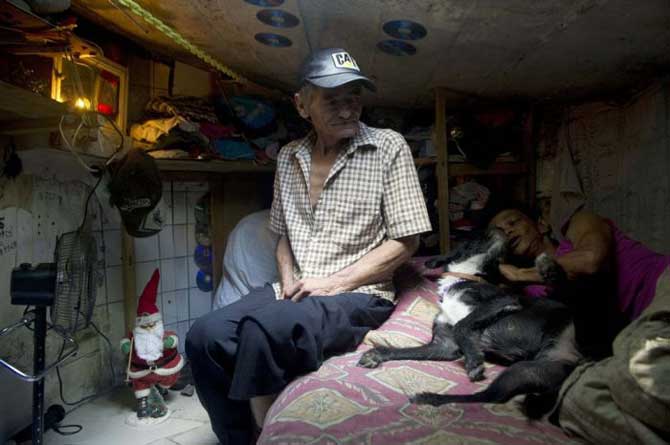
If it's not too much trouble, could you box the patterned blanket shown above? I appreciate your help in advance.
[258,260,579,444]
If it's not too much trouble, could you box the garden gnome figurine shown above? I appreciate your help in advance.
[120,269,184,418]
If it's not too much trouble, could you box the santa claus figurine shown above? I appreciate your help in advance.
[121,269,184,418]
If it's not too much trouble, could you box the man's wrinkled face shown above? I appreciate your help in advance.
[301,82,363,142]
[490,209,543,258]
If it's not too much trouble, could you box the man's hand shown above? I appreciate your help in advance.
[279,277,296,300]
[499,264,542,283]
[284,276,347,302]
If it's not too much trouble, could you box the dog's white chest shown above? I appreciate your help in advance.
[436,276,473,326]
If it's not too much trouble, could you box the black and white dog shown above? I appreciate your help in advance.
[357,228,582,415]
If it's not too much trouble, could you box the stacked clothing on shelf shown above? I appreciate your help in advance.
[129,94,309,164]
[146,96,219,123]
[404,125,434,158]
[449,181,492,247]
[416,164,440,256]
[446,109,524,168]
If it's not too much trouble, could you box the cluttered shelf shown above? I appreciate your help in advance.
[449,160,527,176]
[154,157,274,173]
[0,80,67,134]
[163,156,439,172]
[16,147,276,175]
[16,147,452,175]
[412,156,527,175]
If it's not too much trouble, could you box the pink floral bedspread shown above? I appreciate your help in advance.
[258,260,578,445]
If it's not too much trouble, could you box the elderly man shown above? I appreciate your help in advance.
[186,48,431,444]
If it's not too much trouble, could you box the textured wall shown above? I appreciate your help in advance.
[537,80,670,253]
[133,180,214,355]
[0,172,125,439]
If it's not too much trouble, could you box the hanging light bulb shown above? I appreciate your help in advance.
[74,97,91,110]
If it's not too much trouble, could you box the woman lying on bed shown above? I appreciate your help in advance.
[490,207,670,358]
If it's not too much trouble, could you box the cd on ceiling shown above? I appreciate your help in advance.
[377,39,417,56]
[383,20,427,40]
[257,9,300,28]
[255,32,293,47]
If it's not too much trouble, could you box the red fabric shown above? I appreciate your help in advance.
[199,122,237,139]
[132,370,180,392]
[137,269,160,317]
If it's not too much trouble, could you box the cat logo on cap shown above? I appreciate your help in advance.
[332,51,360,71]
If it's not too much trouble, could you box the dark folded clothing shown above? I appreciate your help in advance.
[147,96,218,123]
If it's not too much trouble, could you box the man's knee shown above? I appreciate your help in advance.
[185,317,209,359]
[186,311,232,360]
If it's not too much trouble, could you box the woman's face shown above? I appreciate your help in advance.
[490,209,544,258]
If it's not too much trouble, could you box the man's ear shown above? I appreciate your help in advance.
[293,93,310,120]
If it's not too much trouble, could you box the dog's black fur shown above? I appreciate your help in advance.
[357,229,582,417]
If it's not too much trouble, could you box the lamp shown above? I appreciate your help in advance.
[74,97,91,110]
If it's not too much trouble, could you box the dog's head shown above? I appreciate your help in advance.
[426,228,508,281]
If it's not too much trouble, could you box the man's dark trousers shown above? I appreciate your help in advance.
[185,284,394,445]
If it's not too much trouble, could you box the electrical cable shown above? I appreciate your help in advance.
[46,126,120,427]
[77,36,105,59]
[59,115,96,174]
[54,318,117,408]
[8,51,127,435]
[58,109,125,174]
[89,320,117,384]
[77,173,104,233]
[52,424,83,435]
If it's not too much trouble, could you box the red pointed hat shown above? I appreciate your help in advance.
[136,269,161,325]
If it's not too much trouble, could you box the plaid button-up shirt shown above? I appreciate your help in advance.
[269,122,431,300]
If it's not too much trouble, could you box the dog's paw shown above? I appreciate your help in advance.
[357,349,384,368]
[535,253,567,285]
[466,363,486,382]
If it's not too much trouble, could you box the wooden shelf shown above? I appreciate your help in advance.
[154,157,274,173]
[0,80,67,119]
[412,157,526,176]
[449,161,527,176]
[16,147,275,176]
[433,87,535,252]
[413,157,437,166]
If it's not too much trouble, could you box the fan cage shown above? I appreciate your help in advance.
[50,231,98,335]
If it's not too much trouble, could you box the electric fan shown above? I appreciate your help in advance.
[0,229,97,445]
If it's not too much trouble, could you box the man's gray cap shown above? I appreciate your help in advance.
[299,48,376,92]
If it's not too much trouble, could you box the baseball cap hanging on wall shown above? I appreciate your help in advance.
[107,148,166,237]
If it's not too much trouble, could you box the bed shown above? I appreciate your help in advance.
[257,258,579,445]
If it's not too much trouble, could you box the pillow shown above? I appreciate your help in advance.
[362,258,442,348]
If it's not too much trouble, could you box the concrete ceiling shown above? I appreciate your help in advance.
[72,0,670,107]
